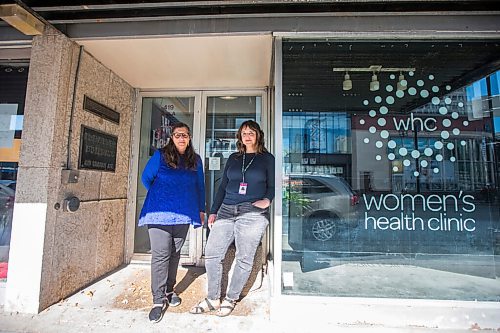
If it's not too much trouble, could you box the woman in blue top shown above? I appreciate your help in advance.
[190,120,274,317]
[139,122,205,323]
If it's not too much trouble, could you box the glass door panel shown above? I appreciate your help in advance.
[202,94,263,253]
[134,95,198,256]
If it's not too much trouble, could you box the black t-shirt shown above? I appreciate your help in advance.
[210,151,275,214]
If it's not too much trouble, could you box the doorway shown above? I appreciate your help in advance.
[133,90,267,264]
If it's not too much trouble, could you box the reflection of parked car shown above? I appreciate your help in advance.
[0,182,15,246]
[0,183,15,210]
[285,174,359,250]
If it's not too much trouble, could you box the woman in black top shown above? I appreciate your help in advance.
[190,120,274,317]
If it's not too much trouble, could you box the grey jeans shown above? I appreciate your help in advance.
[148,224,190,304]
[205,202,269,301]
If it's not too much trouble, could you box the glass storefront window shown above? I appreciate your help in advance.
[0,64,28,280]
[281,41,500,301]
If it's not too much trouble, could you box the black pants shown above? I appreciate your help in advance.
[147,224,189,304]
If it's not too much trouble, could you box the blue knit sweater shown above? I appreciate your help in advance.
[138,150,205,228]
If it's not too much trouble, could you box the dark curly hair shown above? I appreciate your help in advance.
[236,120,267,154]
[160,122,197,170]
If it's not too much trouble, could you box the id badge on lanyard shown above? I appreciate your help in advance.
[240,153,255,196]
[239,182,248,195]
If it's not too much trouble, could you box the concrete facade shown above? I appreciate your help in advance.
[5,26,135,313]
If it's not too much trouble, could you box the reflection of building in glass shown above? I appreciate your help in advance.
[283,112,351,177]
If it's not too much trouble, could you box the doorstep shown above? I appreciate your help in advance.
[57,263,269,317]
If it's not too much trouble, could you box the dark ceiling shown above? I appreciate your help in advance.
[282,41,500,114]
[2,0,500,24]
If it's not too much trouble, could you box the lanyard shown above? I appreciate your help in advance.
[241,153,256,183]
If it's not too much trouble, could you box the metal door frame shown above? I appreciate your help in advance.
[127,89,268,265]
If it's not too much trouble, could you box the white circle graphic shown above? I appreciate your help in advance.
[363,71,457,176]
[460,140,466,146]
[463,120,469,126]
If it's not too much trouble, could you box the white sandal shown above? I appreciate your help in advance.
[189,298,219,314]
[216,298,236,317]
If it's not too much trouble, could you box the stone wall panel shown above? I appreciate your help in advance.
[95,200,126,277]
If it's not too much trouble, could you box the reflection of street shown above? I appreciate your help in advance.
[355,200,499,255]
[281,257,500,301]
[282,198,500,282]
[0,207,13,262]
[282,199,500,299]
[285,200,499,255]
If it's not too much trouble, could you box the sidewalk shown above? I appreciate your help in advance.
[0,263,491,333]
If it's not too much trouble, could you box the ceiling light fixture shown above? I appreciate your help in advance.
[370,72,380,91]
[219,96,238,100]
[333,65,415,92]
[397,72,408,91]
[342,72,352,91]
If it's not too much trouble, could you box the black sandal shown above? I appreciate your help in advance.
[216,298,236,317]
[189,298,219,314]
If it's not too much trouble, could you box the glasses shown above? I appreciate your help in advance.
[241,131,256,137]
[172,133,190,139]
